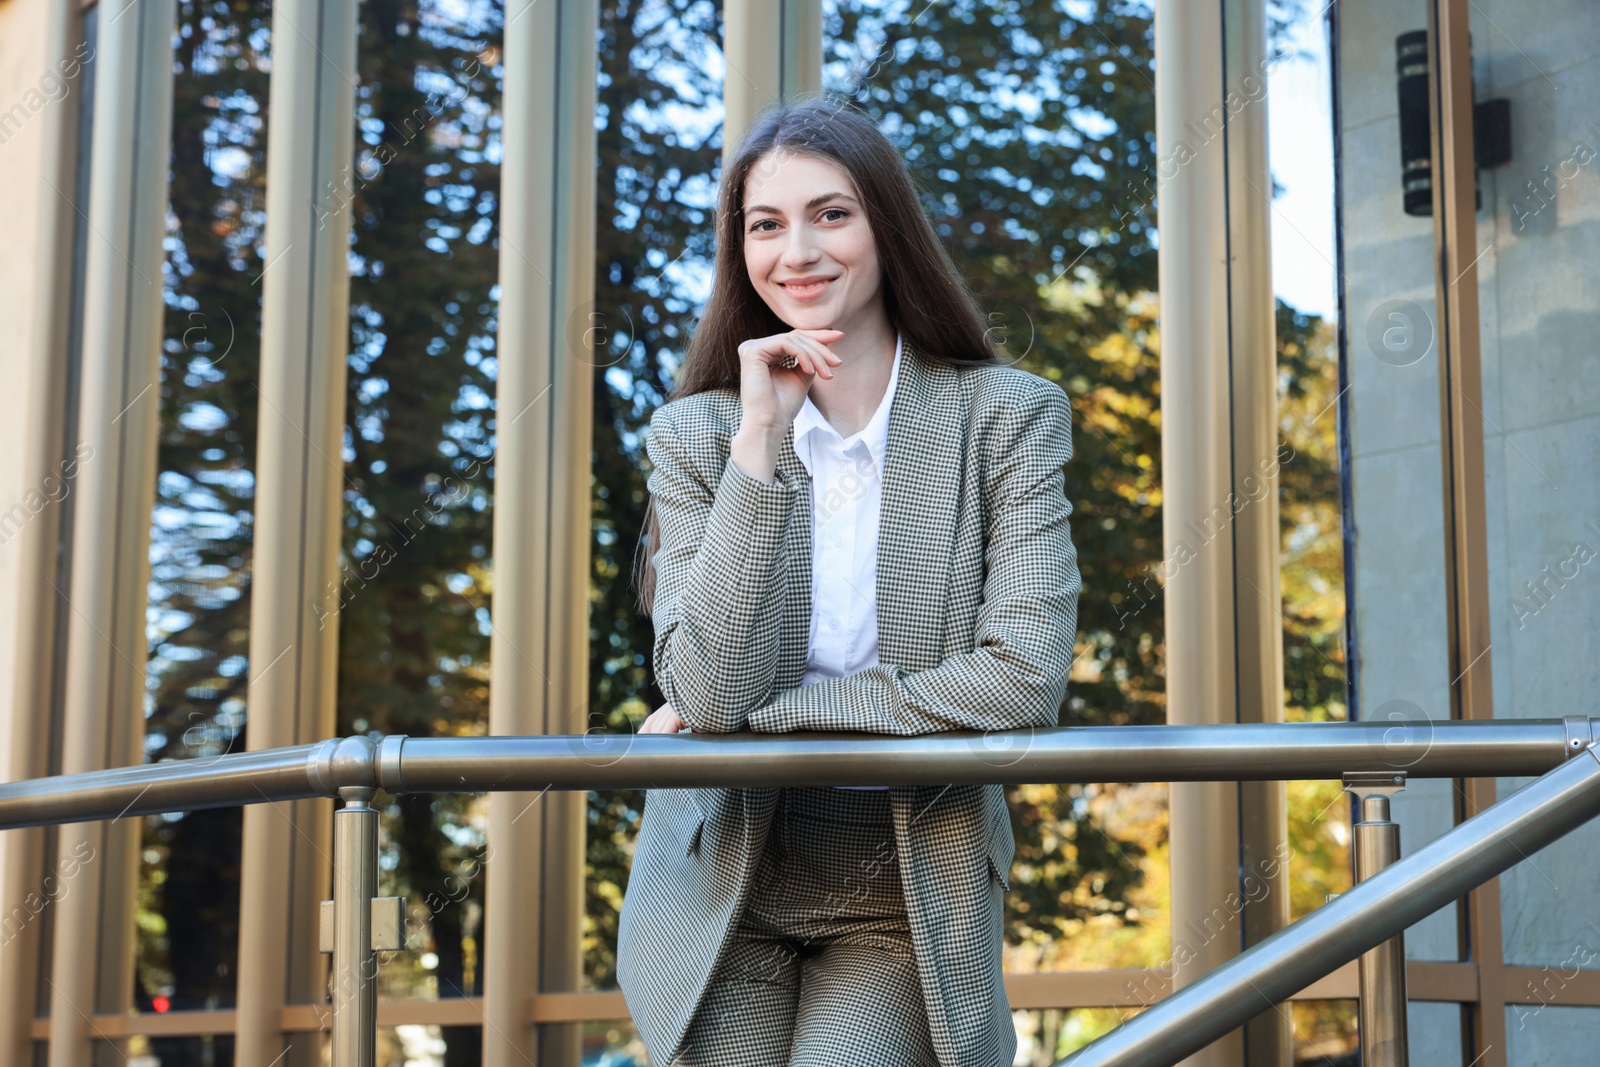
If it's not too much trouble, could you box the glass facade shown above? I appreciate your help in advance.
[0,0,1594,1065]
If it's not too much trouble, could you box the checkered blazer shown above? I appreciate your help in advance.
[616,339,1081,1067]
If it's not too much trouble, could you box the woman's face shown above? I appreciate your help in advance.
[742,150,884,334]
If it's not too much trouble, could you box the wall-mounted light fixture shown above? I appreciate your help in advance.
[1396,29,1513,217]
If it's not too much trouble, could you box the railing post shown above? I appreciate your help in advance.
[1346,772,1409,1067]
[331,786,379,1067]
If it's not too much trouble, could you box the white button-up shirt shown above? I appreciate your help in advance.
[791,334,902,790]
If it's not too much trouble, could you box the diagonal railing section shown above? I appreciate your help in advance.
[1055,741,1600,1066]
[0,717,1596,1067]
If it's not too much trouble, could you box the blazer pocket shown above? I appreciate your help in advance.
[985,851,1010,891]
[985,799,1014,891]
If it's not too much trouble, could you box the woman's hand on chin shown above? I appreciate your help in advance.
[736,328,844,430]
[639,701,691,734]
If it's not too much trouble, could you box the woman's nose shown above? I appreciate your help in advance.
[781,226,821,266]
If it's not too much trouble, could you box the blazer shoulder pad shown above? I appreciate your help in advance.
[961,362,1070,424]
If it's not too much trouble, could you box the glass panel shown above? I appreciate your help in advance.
[585,0,725,988]
[139,0,272,1012]
[1291,999,1358,1064]
[1013,1007,1130,1063]
[124,1034,235,1067]
[1268,5,1355,1055]
[581,1019,649,1066]
[380,1023,444,1067]
[342,0,503,1044]
[1270,10,1346,713]
[1464,0,1600,982]
[1333,0,1463,963]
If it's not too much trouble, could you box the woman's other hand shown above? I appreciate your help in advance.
[729,329,843,483]
[639,701,691,734]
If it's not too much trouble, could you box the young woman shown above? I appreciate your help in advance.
[618,96,1081,1067]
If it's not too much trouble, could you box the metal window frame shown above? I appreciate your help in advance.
[231,0,361,1062]
[722,0,822,162]
[1425,0,1506,1061]
[1155,0,1291,1061]
[0,0,92,1059]
[38,0,176,1063]
[1324,0,1510,1059]
[481,0,597,1064]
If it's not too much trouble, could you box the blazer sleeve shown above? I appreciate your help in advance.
[647,403,798,734]
[746,380,1080,736]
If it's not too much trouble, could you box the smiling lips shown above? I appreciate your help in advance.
[778,276,836,301]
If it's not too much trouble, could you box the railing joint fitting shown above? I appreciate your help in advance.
[330,735,381,793]
[378,733,408,794]
[1563,716,1597,760]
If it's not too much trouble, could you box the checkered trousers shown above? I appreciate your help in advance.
[674,787,940,1066]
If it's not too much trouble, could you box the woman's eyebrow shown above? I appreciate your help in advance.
[745,192,861,216]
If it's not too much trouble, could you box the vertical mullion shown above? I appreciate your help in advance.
[482,1,596,1063]
[1221,0,1291,1061]
[1424,0,1504,1062]
[722,0,821,162]
[233,0,360,1061]
[0,0,89,1059]
[44,0,176,1062]
[1153,0,1243,1063]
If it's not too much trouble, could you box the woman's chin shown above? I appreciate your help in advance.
[776,310,837,332]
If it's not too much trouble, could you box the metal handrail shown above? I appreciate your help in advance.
[2,717,1597,1067]
[2,717,1595,831]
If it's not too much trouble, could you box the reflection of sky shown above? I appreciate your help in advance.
[1267,12,1338,320]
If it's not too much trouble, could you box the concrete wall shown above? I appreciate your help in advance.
[1340,0,1600,1060]
[1468,0,1600,981]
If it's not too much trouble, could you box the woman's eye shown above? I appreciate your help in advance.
[821,208,849,222]
[749,219,778,233]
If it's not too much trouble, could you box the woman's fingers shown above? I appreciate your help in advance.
[639,703,688,734]
[760,338,823,378]
[740,331,844,380]
[791,330,844,367]
[786,334,840,379]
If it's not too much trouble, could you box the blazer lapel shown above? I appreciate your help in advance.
[773,425,812,690]
[878,339,967,671]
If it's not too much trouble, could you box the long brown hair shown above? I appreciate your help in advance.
[632,95,998,616]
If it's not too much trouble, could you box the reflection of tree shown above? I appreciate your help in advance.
[584,0,728,991]
[1276,302,1347,725]
[139,0,273,1032]
[1276,304,1356,1056]
[337,0,503,1063]
[143,0,505,1062]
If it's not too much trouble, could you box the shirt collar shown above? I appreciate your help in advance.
[793,333,903,476]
